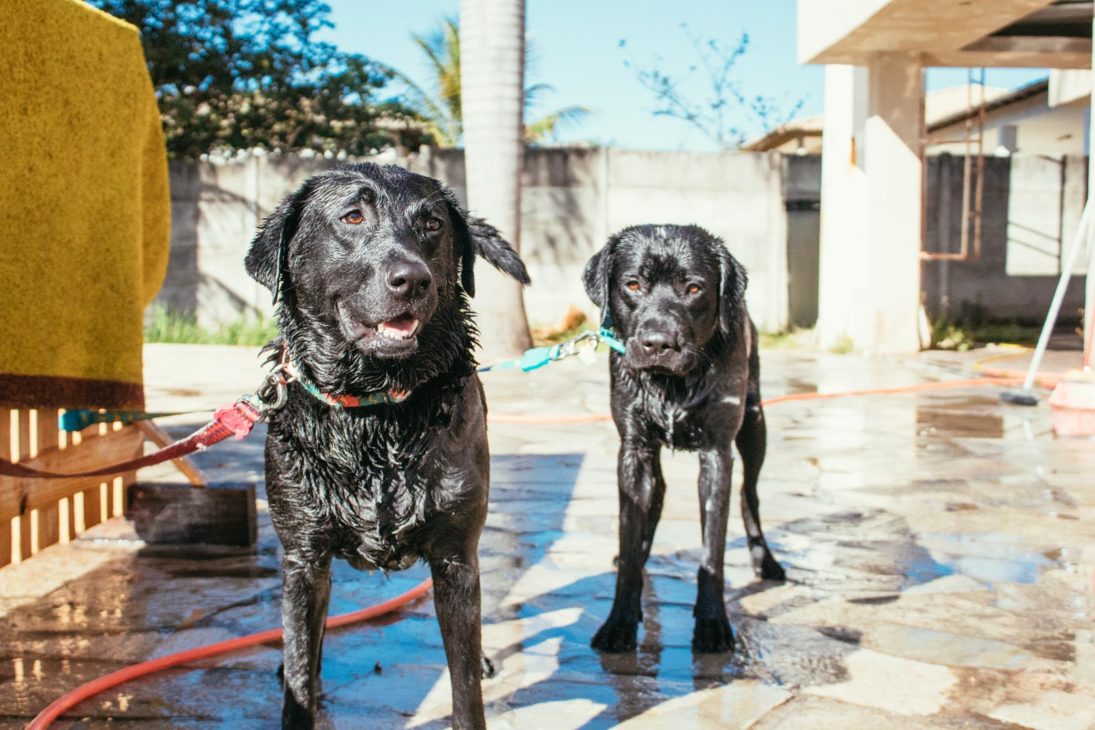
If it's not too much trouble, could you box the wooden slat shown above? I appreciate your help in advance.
[34,410,61,551]
[0,519,11,568]
[16,411,32,560]
[0,409,12,459]
[137,421,209,487]
[83,484,103,530]
[0,427,144,522]
[0,410,11,567]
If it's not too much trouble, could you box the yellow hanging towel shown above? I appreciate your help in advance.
[0,0,170,409]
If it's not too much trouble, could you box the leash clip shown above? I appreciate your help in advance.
[557,331,601,366]
[243,363,292,417]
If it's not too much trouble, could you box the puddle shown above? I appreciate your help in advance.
[916,400,1004,439]
[919,533,1058,586]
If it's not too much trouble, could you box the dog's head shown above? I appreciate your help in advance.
[246,163,529,366]
[583,225,747,376]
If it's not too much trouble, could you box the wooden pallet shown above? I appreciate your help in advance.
[0,408,142,568]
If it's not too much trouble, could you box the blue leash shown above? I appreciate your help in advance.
[59,328,628,431]
[477,327,626,373]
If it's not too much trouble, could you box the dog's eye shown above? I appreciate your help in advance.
[686,283,703,295]
[341,210,365,225]
[625,281,641,292]
[424,218,442,232]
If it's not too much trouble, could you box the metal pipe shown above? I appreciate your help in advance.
[1011,200,1090,402]
[921,68,987,263]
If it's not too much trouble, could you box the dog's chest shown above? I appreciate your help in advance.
[643,399,708,450]
[269,409,450,570]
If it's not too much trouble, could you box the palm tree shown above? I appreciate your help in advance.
[460,0,532,358]
[388,16,589,147]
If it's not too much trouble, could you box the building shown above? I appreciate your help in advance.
[797,0,1095,353]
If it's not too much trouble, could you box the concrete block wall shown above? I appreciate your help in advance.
[158,148,796,332]
[922,154,1088,324]
[157,147,1082,339]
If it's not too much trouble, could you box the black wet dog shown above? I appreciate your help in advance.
[244,163,529,729]
[582,224,784,654]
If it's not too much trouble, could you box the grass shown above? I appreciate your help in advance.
[930,319,1042,351]
[145,306,278,346]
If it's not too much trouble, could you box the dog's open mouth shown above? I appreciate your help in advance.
[376,314,420,341]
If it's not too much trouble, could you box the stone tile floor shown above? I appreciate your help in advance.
[1,344,1093,728]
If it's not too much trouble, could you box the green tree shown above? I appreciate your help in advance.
[89,0,428,160]
[386,16,590,147]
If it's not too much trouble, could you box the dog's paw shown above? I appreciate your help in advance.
[692,615,734,653]
[591,617,639,653]
[756,553,786,581]
[481,655,496,679]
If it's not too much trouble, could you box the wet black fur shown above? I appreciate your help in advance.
[245,163,529,729]
[582,224,785,654]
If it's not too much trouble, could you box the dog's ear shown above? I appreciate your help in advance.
[718,246,748,335]
[583,234,619,326]
[444,194,531,297]
[245,179,314,302]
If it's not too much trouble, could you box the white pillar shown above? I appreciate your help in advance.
[861,52,924,353]
[1086,17,1095,363]
[816,65,869,350]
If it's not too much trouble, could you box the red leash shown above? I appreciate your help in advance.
[0,372,286,479]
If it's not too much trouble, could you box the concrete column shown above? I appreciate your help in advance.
[816,65,869,350]
[1087,17,1095,362]
[861,52,925,353]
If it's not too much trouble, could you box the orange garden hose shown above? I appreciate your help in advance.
[28,366,1049,727]
[27,579,433,730]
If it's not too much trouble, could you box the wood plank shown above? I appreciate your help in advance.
[82,486,102,530]
[0,409,13,459]
[0,427,144,522]
[137,421,209,487]
[15,412,32,559]
[0,411,15,564]
[0,519,11,568]
[17,514,30,564]
[34,410,61,551]
[126,483,257,546]
[37,503,60,552]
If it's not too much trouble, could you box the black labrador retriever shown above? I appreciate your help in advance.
[244,162,529,729]
[582,224,785,654]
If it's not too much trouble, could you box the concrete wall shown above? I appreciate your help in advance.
[922,154,1088,324]
[158,148,796,332]
[158,147,1084,338]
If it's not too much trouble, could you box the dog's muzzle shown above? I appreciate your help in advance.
[626,327,696,375]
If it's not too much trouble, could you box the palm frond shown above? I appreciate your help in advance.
[525,105,592,144]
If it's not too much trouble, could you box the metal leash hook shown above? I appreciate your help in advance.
[241,363,291,418]
[556,330,601,366]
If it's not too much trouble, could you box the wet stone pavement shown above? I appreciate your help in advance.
[1,344,1094,728]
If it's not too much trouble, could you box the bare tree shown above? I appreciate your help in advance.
[621,25,805,149]
[460,0,533,358]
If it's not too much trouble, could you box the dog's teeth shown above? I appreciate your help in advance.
[376,319,419,340]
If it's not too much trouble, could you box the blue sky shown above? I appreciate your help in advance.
[321,0,1047,151]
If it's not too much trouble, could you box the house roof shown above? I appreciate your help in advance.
[743,80,1046,151]
[927,77,1049,131]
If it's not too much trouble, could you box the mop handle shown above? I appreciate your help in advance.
[1022,199,1094,392]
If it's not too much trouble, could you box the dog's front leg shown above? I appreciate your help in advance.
[430,554,486,730]
[592,443,664,653]
[280,552,332,730]
[693,448,734,652]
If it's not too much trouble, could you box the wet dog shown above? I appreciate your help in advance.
[582,224,784,654]
[244,163,529,728]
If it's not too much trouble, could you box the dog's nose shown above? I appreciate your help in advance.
[386,262,432,298]
[640,331,680,354]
